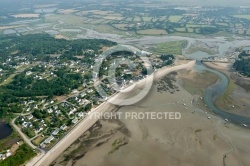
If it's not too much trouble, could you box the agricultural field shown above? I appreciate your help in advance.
[0,1,250,39]
[168,15,183,22]
[104,16,124,20]
[233,15,250,20]
[186,24,216,28]
[152,40,188,55]
[159,16,168,21]
[216,23,228,26]
[186,46,218,55]
[142,17,153,22]
[113,24,129,30]
[125,17,133,21]
[89,19,107,24]
[0,74,16,86]
[11,14,40,18]
[93,25,127,35]
[137,29,167,35]
[44,14,88,26]
[152,17,159,22]
[57,9,79,14]
[0,25,25,30]
[133,16,142,22]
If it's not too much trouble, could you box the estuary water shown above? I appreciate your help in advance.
[188,51,250,127]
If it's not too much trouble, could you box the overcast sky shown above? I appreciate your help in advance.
[0,0,249,7]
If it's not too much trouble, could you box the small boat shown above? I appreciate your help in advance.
[225,119,228,122]
[243,124,247,127]
[207,117,211,119]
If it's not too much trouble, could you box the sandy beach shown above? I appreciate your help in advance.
[29,60,195,166]
[52,61,250,166]
[203,61,230,71]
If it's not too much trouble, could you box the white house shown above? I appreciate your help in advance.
[47,108,53,114]
[6,152,11,158]
[36,127,43,133]
[78,112,85,118]
[60,124,67,131]
[81,92,87,97]
[44,136,54,144]
[87,89,93,93]
[72,89,78,94]
[52,128,60,135]
[22,122,28,128]
[26,71,32,76]
[27,114,33,120]
[72,118,78,124]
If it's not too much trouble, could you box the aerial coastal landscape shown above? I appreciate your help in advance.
[0,0,250,166]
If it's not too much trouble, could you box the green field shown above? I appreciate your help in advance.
[233,15,250,20]
[125,17,133,21]
[176,27,194,33]
[186,24,215,28]
[142,17,153,22]
[186,46,217,55]
[93,25,126,35]
[159,16,168,21]
[0,73,16,86]
[168,15,183,22]
[153,40,188,55]
[137,29,167,35]
[133,16,142,22]
[216,23,228,26]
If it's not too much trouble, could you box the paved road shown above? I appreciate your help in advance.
[34,101,112,166]
[30,60,196,166]
[11,118,37,149]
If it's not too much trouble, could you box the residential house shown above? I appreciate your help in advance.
[52,128,60,136]
[47,108,53,114]
[6,152,11,158]
[82,83,87,88]
[22,122,28,128]
[78,112,85,118]
[72,89,78,94]
[60,124,67,131]
[44,136,54,144]
[87,89,93,93]
[36,127,43,133]
[26,71,32,76]
[27,114,33,120]
[55,110,61,116]
[81,92,87,97]
[72,118,78,124]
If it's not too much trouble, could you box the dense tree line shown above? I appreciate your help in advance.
[3,68,82,97]
[233,51,250,77]
[0,34,116,62]
[160,54,175,66]
[0,34,117,118]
